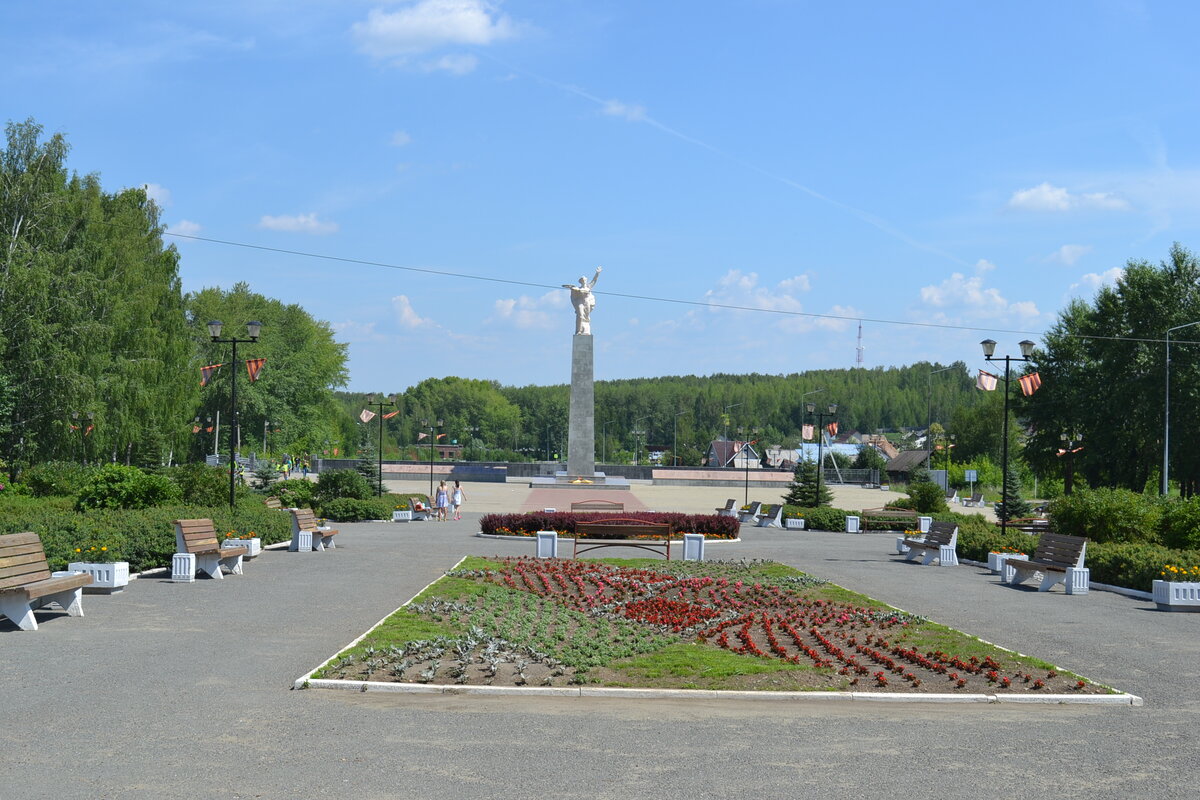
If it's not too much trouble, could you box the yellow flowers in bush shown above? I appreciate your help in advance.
[1160,564,1200,580]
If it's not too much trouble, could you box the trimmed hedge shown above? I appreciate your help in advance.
[1050,488,1163,544]
[320,497,394,522]
[480,511,739,539]
[0,497,291,573]
[782,506,853,531]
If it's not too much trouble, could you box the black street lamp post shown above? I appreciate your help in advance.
[208,320,262,508]
[367,394,394,496]
[632,416,649,466]
[420,418,443,499]
[806,401,838,506]
[981,339,1035,535]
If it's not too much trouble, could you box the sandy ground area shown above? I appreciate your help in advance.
[382,477,998,521]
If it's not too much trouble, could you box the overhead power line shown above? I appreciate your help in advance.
[163,231,1196,346]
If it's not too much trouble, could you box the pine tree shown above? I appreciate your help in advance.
[783,459,833,507]
[995,466,1031,522]
[355,434,382,495]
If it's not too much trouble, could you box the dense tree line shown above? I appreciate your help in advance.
[1,119,348,476]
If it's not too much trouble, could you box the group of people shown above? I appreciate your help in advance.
[432,480,466,521]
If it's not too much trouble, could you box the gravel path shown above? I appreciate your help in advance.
[1,493,1192,799]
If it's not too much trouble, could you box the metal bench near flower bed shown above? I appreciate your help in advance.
[573,519,676,560]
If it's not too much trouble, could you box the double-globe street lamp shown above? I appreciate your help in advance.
[981,338,1035,536]
[208,320,262,508]
[632,416,650,466]
[366,394,394,496]
[806,401,838,506]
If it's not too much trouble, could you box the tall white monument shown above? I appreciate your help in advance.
[563,267,601,479]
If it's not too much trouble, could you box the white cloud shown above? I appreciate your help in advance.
[1007,181,1129,212]
[778,275,812,293]
[1047,244,1092,266]
[920,272,1041,320]
[352,1,515,60]
[331,320,386,343]
[1070,267,1124,295]
[704,270,813,314]
[390,130,412,147]
[601,99,646,122]
[490,290,566,330]
[392,295,433,328]
[143,183,171,207]
[168,219,201,236]
[974,258,996,274]
[257,212,339,235]
[421,53,478,74]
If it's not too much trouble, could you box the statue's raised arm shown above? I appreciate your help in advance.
[564,266,603,335]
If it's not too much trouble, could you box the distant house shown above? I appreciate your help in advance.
[883,450,932,483]
[765,444,864,468]
[704,440,762,469]
[860,434,900,460]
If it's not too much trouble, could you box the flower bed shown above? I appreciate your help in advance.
[479,511,739,540]
[312,557,1108,694]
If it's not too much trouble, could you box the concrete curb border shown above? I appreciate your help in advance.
[298,678,1142,706]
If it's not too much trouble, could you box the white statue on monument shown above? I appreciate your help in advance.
[563,266,602,335]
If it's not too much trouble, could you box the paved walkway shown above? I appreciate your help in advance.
[2,504,1194,799]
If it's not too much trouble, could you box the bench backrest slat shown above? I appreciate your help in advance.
[719,499,735,510]
[1032,532,1087,567]
[264,497,283,510]
[0,532,51,590]
[924,521,958,546]
[174,519,221,553]
[575,519,673,540]
[291,508,320,531]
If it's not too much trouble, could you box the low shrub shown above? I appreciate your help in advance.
[1050,487,1163,544]
[479,512,740,539]
[1161,496,1200,550]
[0,497,291,573]
[75,464,182,511]
[314,469,372,504]
[907,481,949,514]
[779,506,853,531]
[22,461,97,497]
[162,463,240,506]
[271,478,317,509]
[320,497,392,522]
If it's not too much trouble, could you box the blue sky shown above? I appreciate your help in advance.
[4,1,1199,391]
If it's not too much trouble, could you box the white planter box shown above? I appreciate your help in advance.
[392,510,413,522]
[1153,580,1200,611]
[784,518,805,530]
[67,561,130,593]
[845,515,861,533]
[222,538,261,558]
[987,552,1027,574]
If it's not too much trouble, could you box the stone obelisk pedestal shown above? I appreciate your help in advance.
[566,334,595,479]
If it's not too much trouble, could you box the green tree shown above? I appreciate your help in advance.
[995,467,1031,522]
[783,459,832,507]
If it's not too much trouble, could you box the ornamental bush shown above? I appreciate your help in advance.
[320,497,392,522]
[75,464,182,511]
[1160,496,1200,550]
[314,469,372,504]
[161,463,238,506]
[271,478,316,509]
[1050,487,1163,544]
[907,481,949,514]
[22,461,96,497]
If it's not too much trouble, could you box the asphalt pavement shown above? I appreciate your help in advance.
[2,496,1195,799]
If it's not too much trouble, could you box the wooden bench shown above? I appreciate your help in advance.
[899,521,959,566]
[264,496,283,510]
[290,508,339,552]
[173,519,248,580]
[570,499,625,513]
[714,498,738,517]
[0,532,94,631]
[1004,517,1051,534]
[409,497,430,521]
[573,518,675,560]
[862,507,918,531]
[738,501,762,523]
[1004,532,1089,594]
[755,503,784,528]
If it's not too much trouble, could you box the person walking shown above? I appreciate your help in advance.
[434,480,450,522]
[451,481,466,520]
